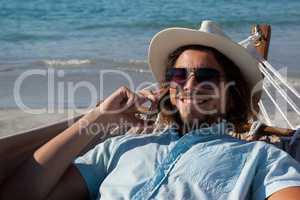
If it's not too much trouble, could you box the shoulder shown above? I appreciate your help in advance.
[250,141,300,200]
[93,127,170,153]
[242,140,279,156]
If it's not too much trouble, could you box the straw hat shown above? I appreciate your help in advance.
[148,20,262,91]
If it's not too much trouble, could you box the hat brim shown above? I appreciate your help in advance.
[148,28,263,91]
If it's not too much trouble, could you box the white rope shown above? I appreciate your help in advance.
[249,121,264,136]
[258,101,273,126]
[239,32,263,60]
[239,33,300,128]
[259,63,300,117]
[238,32,261,46]
[263,84,295,129]
[261,59,300,100]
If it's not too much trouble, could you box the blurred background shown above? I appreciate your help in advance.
[0,0,299,134]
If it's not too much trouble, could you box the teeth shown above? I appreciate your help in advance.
[178,98,209,104]
[198,99,208,104]
[198,100,205,104]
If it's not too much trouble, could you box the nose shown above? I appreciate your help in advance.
[183,74,197,91]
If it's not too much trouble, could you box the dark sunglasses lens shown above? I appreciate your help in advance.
[195,68,220,82]
[166,68,221,88]
[166,68,187,82]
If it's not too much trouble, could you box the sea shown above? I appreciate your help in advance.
[0,0,300,128]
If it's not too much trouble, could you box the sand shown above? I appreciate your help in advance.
[0,66,154,138]
[0,108,88,138]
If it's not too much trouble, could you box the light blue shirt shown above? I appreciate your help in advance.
[74,123,300,200]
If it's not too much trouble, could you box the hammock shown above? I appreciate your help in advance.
[239,27,300,130]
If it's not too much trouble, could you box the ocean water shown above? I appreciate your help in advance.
[0,0,300,112]
[1,0,300,70]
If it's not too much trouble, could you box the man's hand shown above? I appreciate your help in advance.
[94,86,149,128]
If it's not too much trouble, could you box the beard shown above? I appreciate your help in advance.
[177,95,219,122]
[177,106,225,134]
[172,89,228,133]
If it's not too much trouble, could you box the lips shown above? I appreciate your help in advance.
[177,96,211,105]
[196,98,210,104]
[176,90,213,105]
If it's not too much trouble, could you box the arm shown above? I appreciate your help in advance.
[267,186,300,200]
[0,86,146,200]
[0,109,105,200]
[46,165,89,200]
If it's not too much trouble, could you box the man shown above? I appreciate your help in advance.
[2,21,300,200]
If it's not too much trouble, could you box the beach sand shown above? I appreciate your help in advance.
[0,108,88,138]
[0,67,154,138]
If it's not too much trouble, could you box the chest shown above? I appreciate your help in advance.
[169,143,249,192]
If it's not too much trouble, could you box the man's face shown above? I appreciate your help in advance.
[169,49,229,124]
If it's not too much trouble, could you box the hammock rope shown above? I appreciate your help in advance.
[239,34,300,129]
[263,83,295,129]
[258,101,273,126]
[262,59,300,100]
[259,63,300,117]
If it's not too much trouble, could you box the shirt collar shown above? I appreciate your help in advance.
[175,121,231,136]
[192,122,230,136]
[167,121,232,137]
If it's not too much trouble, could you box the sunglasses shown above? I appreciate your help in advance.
[165,68,223,87]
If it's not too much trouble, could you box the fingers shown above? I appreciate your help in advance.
[100,86,163,116]
[137,87,169,114]
[117,86,148,114]
[139,90,156,102]
[124,114,155,128]
[139,87,169,102]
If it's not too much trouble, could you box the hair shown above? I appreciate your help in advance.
[158,44,253,131]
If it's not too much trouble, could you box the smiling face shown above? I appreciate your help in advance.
[169,49,229,125]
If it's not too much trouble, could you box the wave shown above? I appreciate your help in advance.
[76,20,196,30]
[0,67,14,72]
[0,33,64,42]
[75,18,300,31]
[40,59,95,66]
[99,58,150,73]
[32,57,150,73]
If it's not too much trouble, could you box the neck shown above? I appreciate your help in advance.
[178,115,227,135]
